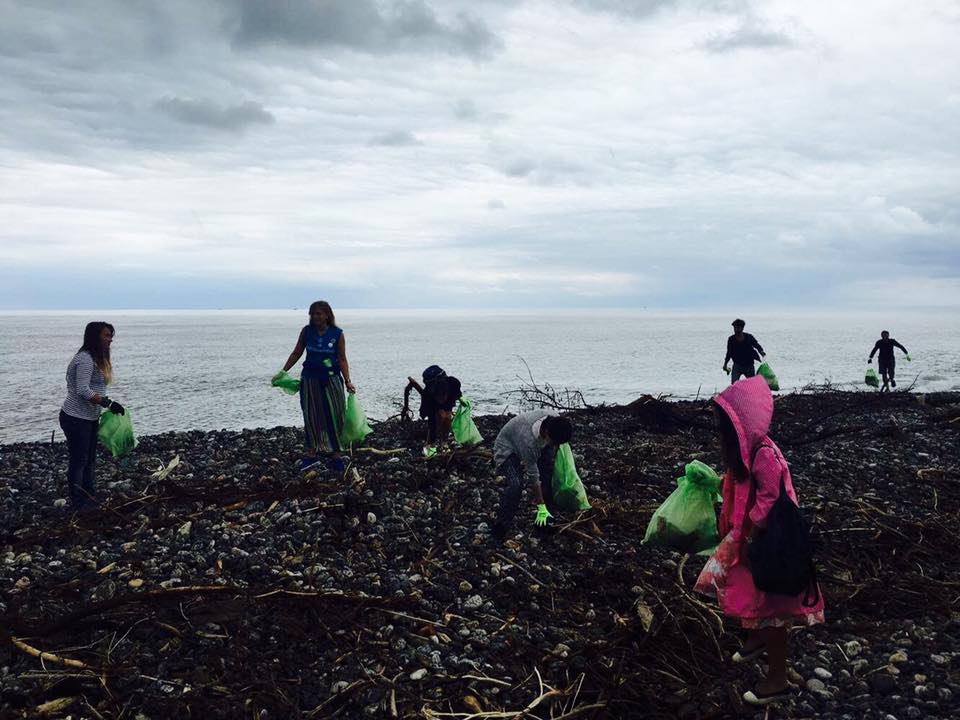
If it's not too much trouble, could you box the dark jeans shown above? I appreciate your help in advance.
[879,358,895,384]
[731,362,756,383]
[494,447,556,533]
[59,410,98,507]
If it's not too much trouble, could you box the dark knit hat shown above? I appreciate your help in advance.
[422,365,446,383]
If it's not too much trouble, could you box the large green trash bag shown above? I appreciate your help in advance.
[451,396,483,446]
[865,367,880,388]
[757,362,780,391]
[552,443,591,512]
[271,370,300,395]
[642,460,722,554]
[339,393,373,447]
[98,409,137,458]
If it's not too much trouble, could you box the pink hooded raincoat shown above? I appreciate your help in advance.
[694,376,825,627]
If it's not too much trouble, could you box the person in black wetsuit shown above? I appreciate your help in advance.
[403,365,463,456]
[868,331,909,392]
[723,319,766,383]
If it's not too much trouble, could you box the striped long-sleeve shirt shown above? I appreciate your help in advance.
[62,351,106,421]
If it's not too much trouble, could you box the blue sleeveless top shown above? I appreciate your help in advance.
[302,325,343,381]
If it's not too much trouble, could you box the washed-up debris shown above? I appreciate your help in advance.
[0,390,957,719]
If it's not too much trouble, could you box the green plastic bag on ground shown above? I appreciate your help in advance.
[552,443,591,512]
[271,370,300,395]
[451,396,483,446]
[98,409,137,458]
[339,393,373,447]
[865,367,880,388]
[642,460,721,554]
[757,362,780,391]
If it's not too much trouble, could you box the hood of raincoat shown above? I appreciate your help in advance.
[713,376,773,472]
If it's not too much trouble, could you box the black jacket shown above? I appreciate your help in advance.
[725,333,765,366]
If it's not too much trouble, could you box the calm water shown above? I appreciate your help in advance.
[1,309,958,444]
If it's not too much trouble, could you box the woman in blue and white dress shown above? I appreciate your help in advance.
[280,301,355,472]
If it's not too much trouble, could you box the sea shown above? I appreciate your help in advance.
[1,309,958,445]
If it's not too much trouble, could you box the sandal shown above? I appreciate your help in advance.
[743,685,792,706]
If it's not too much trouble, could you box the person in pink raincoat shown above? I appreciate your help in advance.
[695,376,825,706]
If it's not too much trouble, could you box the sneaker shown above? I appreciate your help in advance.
[742,685,792,706]
[891,379,897,388]
[299,457,323,472]
[732,645,766,664]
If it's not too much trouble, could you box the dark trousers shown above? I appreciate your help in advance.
[494,448,556,532]
[731,362,755,383]
[879,358,895,384]
[59,410,98,507]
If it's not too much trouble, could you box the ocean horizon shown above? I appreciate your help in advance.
[2,308,958,445]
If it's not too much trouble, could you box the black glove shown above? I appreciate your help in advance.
[108,401,125,416]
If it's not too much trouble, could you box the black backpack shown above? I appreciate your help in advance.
[747,445,820,607]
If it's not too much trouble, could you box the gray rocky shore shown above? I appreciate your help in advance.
[1,390,958,719]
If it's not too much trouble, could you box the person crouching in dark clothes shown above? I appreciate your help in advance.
[723,318,766,383]
[403,365,462,456]
[869,330,909,392]
[490,411,573,544]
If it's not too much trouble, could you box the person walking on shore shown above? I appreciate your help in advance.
[60,322,125,509]
[490,411,573,543]
[723,319,766,383]
[403,365,463,457]
[868,331,910,392]
[695,376,824,706]
[279,301,355,472]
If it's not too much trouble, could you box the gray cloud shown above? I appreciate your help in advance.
[487,198,506,210]
[503,158,537,177]
[571,0,679,18]
[701,20,797,52]
[369,130,423,146]
[229,0,501,59]
[154,96,275,131]
[572,0,749,19]
[453,98,479,120]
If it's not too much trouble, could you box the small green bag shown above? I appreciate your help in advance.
[451,396,483,446]
[271,370,301,395]
[642,460,722,554]
[757,362,780,391]
[865,367,880,388]
[98,409,137,458]
[339,393,373,447]
[552,443,591,511]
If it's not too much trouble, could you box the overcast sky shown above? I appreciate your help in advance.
[1,0,958,309]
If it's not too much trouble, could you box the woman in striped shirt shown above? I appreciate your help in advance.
[60,322,125,508]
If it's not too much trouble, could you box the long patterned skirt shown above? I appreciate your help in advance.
[299,376,346,453]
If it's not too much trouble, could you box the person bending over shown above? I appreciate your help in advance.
[403,365,462,456]
[868,330,909,392]
[490,411,573,543]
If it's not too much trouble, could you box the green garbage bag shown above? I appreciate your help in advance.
[642,460,722,554]
[339,393,373,447]
[757,361,780,391]
[451,397,483,446]
[865,367,880,388]
[98,409,137,458]
[271,370,300,395]
[552,443,591,512]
